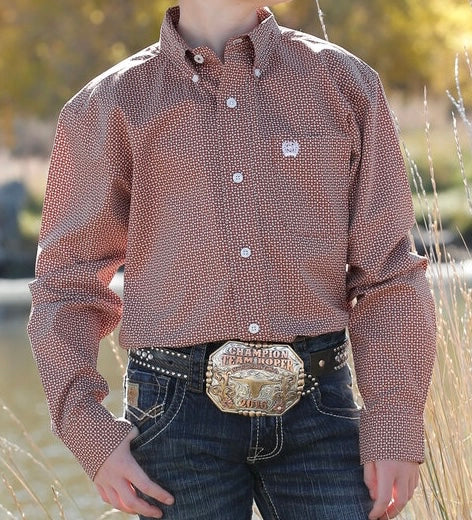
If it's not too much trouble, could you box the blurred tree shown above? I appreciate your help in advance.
[312,0,472,95]
[1,0,472,134]
[0,0,173,124]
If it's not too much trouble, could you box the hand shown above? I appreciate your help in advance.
[364,460,419,520]
[94,426,174,518]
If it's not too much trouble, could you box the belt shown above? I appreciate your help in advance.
[128,331,349,396]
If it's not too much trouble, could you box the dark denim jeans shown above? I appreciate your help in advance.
[125,332,373,519]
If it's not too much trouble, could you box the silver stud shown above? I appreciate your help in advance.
[318,359,325,368]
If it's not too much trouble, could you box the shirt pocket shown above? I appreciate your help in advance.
[268,134,351,238]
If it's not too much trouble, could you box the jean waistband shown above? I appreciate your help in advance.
[128,330,347,394]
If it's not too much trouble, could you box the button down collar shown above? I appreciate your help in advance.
[159,6,281,74]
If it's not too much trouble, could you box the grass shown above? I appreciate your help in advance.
[1,11,472,520]
[398,47,472,518]
[1,119,471,518]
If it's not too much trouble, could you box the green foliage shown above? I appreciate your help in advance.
[315,0,472,96]
[0,0,174,122]
[1,0,472,127]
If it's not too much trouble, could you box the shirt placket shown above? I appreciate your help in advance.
[214,43,270,340]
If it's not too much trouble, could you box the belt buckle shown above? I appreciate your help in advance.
[205,340,305,417]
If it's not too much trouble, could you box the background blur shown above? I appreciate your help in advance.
[1,1,472,518]
[1,0,472,278]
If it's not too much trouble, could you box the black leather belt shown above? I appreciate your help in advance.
[128,332,349,393]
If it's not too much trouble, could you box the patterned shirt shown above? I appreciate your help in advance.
[27,6,436,480]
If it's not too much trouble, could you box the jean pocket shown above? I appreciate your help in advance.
[125,361,187,450]
[124,366,170,429]
[311,364,361,420]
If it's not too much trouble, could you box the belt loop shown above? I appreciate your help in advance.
[187,343,207,393]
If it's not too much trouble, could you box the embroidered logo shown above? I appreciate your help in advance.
[281,140,300,158]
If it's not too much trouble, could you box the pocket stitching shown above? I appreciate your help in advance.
[130,381,187,451]
[310,391,360,420]
[125,371,170,426]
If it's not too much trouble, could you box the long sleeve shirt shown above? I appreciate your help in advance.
[27,6,436,480]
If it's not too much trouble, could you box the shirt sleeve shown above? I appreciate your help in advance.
[27,91,134,480]
[346,73,436,464]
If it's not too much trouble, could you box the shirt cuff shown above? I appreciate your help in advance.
[60,404,134,480]
[359,409,425,465]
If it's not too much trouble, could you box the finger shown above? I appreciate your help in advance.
[368,469,394,520]
[116,480,165,519]
[363,462,378,501]
[106,486,136,514]
[384,476,410,519]
[130,464,175,506]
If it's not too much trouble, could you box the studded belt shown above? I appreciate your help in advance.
[129,333,349,417]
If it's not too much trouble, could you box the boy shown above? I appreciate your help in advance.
[27,0,436,518]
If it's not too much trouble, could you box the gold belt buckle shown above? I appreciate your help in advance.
[205,340,305,417]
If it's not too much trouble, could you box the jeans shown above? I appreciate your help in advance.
[125,332,373,519]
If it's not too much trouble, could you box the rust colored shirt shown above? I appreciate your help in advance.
[27,6,436,479]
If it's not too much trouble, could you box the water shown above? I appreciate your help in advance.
[0,285,262,520]
[2,267,470,519]
[0,299,130,520]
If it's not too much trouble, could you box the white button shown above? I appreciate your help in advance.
[249,323,260,334]
[233,172,244,183]
[192,74,200,83]
[240,247,252,258]
[254,68,262,78]
[194,54,204,64]
[233,38,243,45]
[226,97,237,109]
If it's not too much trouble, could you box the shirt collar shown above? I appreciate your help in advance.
[159,6,281,72]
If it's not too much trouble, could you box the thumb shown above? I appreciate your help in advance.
[126,425,140,442]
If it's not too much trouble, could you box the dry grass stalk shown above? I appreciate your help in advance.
[314,0,329,41]
[0,445,53,519]
[0,501,17,520]
[109,331,126,373]
[402,50,472,518]
[1,400,58,479]
[2,5,471,518]
[2,473,25,519]
[51,486,67,520]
